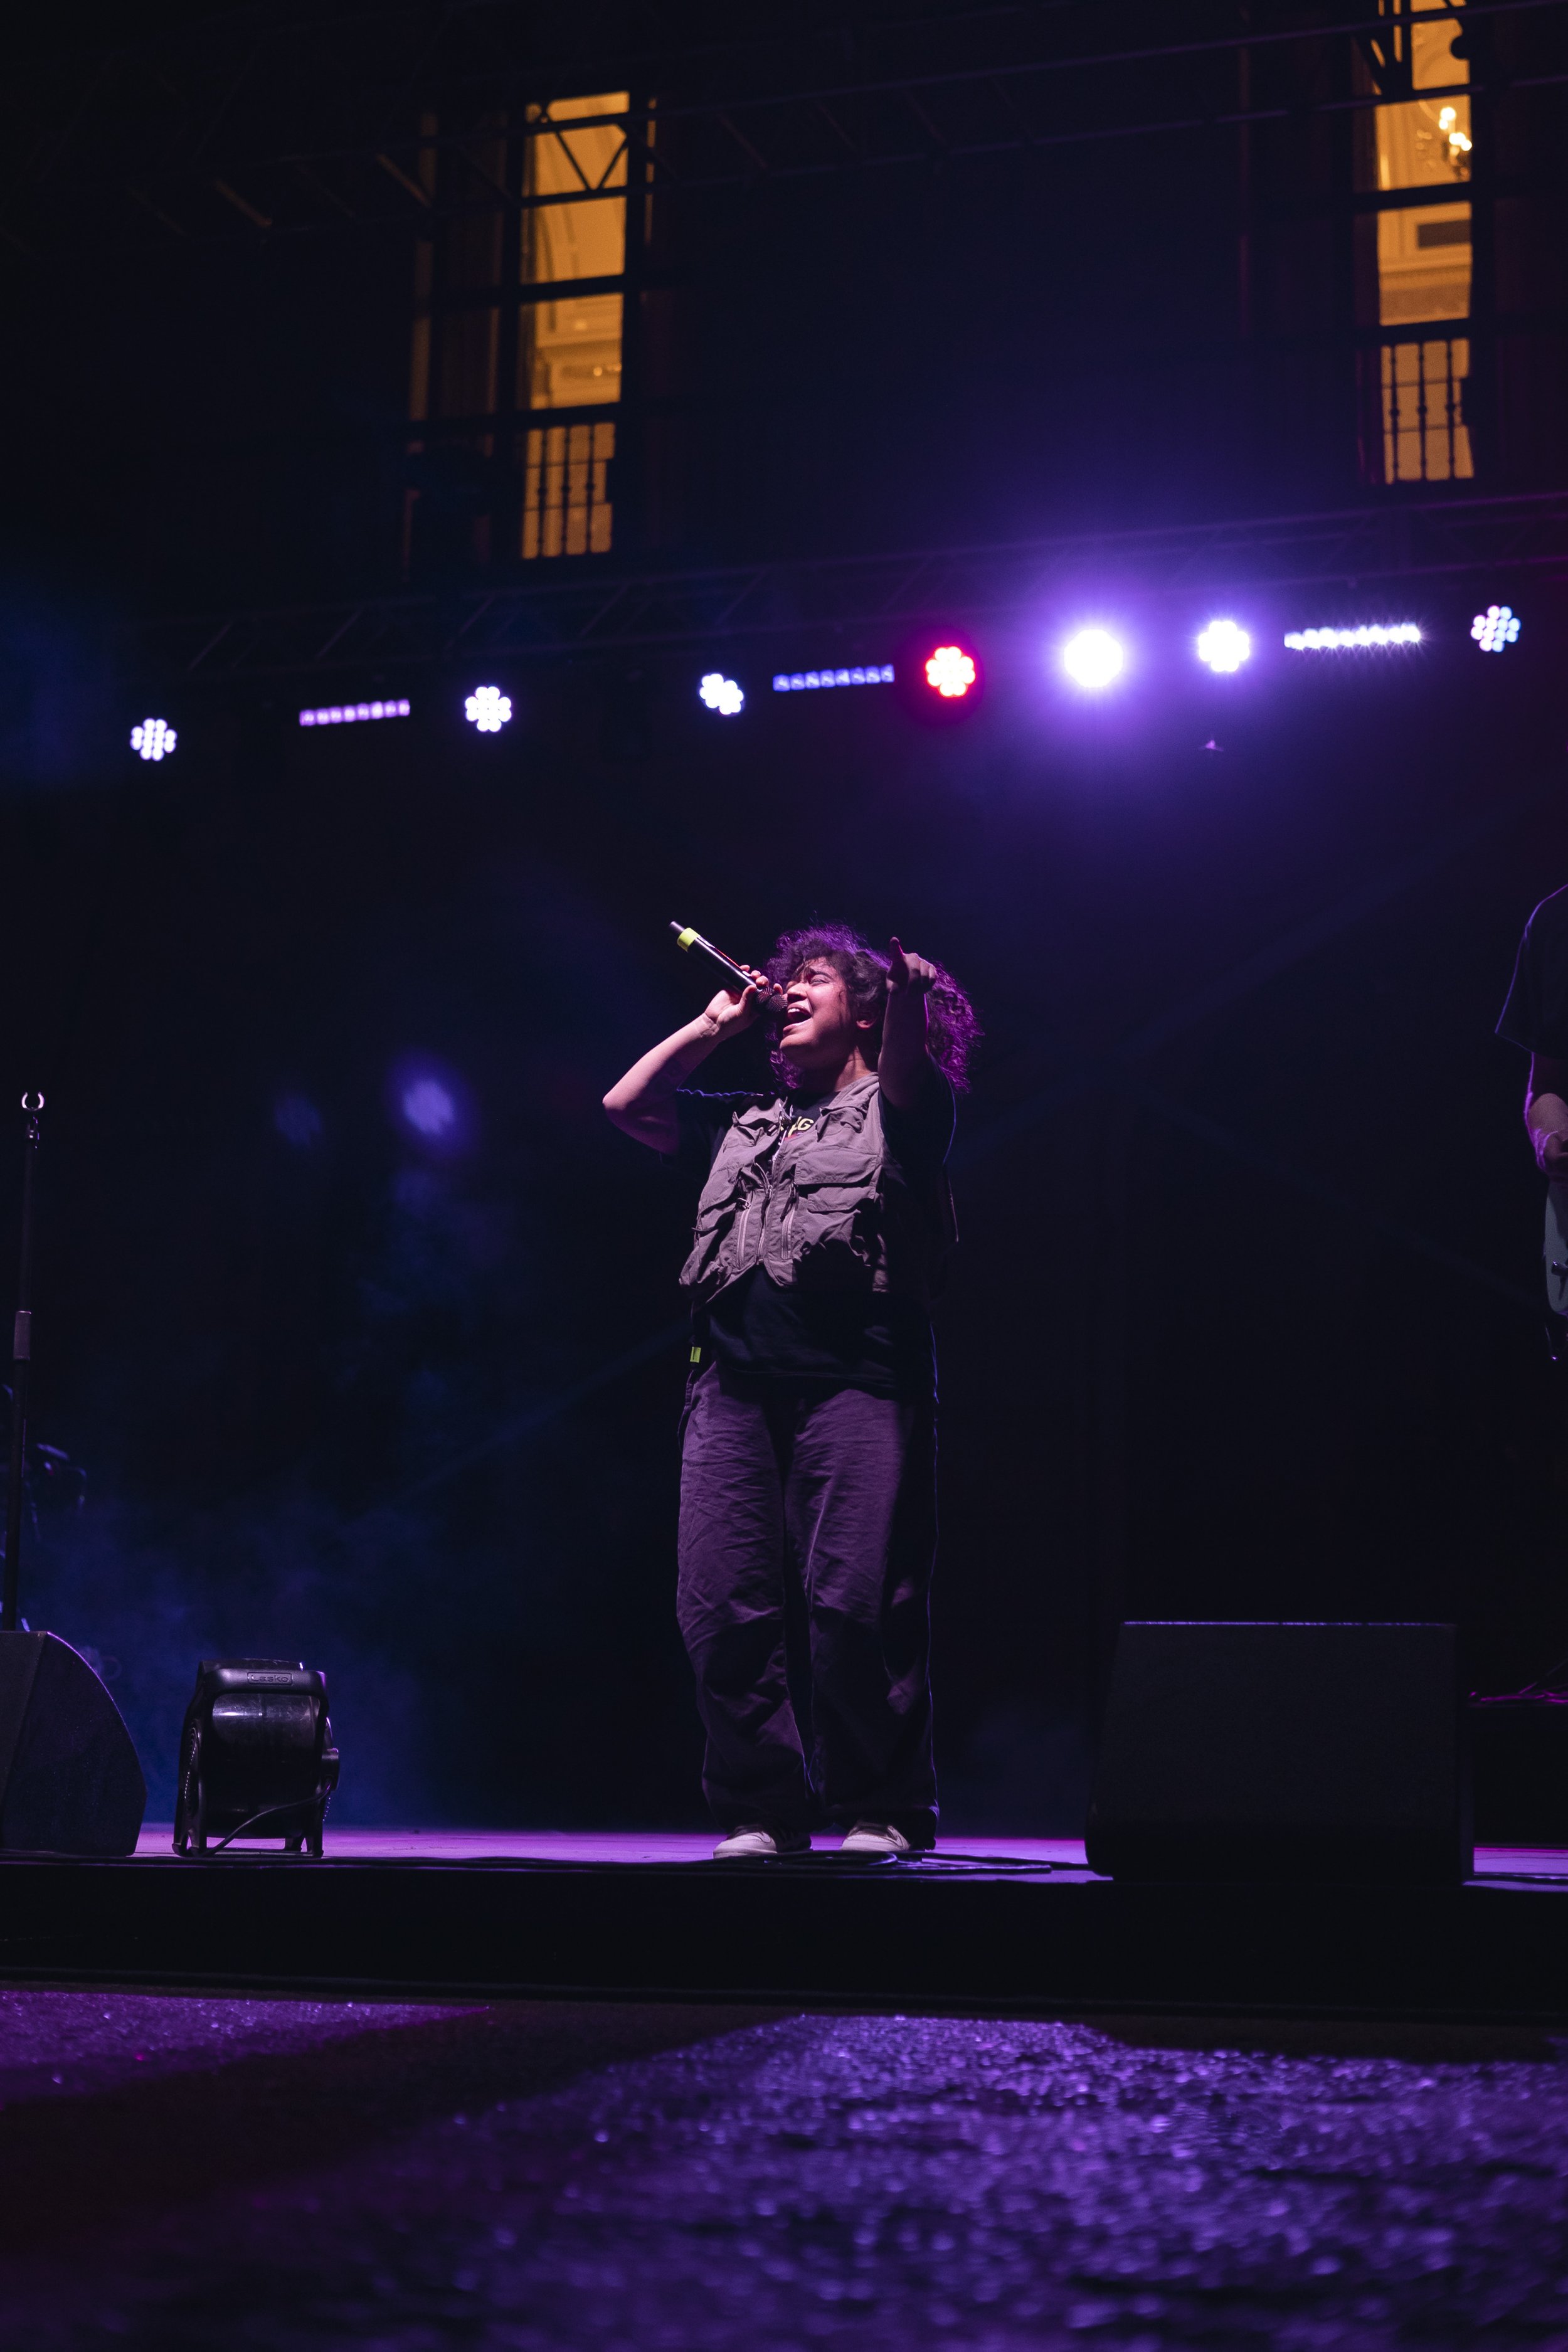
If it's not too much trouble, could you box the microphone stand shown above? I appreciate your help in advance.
[3,1095,43,1634]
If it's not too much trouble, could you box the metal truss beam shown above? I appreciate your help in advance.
[8,0,1567,262]
[124,490,1568,687]
[70,69,1568,254]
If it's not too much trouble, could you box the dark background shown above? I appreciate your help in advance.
[1,1,1565,1828]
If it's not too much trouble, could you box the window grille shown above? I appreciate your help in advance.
[522,421,616,558]
[1380,336,1473,483]
[1362,1,1475,486]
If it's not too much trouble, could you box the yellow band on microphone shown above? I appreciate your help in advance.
[674,927,699,951]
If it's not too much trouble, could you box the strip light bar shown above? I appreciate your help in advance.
[299,699,411,727]
[1283,625,1421,651]
[773,665,894,692]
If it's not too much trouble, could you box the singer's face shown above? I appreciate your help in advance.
[779,961,864,1074]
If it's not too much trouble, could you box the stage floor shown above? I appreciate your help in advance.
[134,1825,1090,1868]
[130,1825,1568,1880]
[0,1826,1560,2019]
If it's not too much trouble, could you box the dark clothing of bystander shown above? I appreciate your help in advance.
[1498,886,1568,1057]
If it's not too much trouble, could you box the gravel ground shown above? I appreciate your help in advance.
[0,1990,1565,2348]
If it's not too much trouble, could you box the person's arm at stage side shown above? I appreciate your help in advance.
[1526,1054,1568,1179]
[603,970,773,1153]
[878,937,941,1111]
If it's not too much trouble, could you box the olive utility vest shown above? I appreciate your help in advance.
[679,1073,957,1308]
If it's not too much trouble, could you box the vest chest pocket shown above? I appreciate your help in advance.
[784,1145,883,1290]
[682,1118,777,1293]
[695,1114,776,1222]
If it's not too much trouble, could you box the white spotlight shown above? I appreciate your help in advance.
[130,717,176,763]
[1196,620,1251,674]
[1471,604,1521,653]
[464,686,512,733]
[699,672,744,716]
[1061,629,1125,691]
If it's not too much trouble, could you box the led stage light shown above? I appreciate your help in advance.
[130,718,176,762]
[401,1078,457,1138]
[274,1094,323,1150]
[924,645,977,699]
[300,699,410,727]
[1471,604,1520,652]
[773,665,894,692]
[698,673,744,716]
[1061,629,1125,691]
[388,1055,472,1158]
[465,686,513,732]
[1196,620,1251,674]
[1283,624,1421,650]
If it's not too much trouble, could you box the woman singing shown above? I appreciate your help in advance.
[604,924,977,1857]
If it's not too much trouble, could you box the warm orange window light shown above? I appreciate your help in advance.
[522,93,627,410]
[521,92,628,558]
[1374,3,1473,481]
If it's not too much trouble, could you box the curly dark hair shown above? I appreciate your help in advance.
[764,922,980,1093]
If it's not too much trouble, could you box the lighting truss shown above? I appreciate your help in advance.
[122,491,1568,687]
[11,2,1562,262]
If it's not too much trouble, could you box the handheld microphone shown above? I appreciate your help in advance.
[670,922,781,1012]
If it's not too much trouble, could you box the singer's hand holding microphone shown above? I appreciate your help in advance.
[669,921,782,1037]
[701,967,778,1039]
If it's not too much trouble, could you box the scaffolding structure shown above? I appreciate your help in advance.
[124,486,1568,684]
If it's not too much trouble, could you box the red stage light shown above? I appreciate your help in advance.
[923,645,977,699]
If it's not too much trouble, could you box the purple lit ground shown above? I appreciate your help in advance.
[1,1838,1567,2347]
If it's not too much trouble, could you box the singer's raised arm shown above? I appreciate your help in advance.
[877,936,941,1110]
[603,968,773,1152]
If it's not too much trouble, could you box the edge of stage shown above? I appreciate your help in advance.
[0,1828,1565,2021]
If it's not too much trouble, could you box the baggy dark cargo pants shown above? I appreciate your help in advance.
[675,1363,938,1840]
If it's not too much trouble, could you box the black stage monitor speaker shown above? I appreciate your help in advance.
[1469,1697,1568,1846]
[0,1630,147,1855]
[1085,1621,1470,1885]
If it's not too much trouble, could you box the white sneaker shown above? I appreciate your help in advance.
[711,1825,811,1859]
[839,1821,917,1856]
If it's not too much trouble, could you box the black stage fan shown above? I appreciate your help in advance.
[172,1659,339,1857]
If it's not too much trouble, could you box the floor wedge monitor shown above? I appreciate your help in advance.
[0,1630,147,1855]
[1085,1621,1470,1884]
